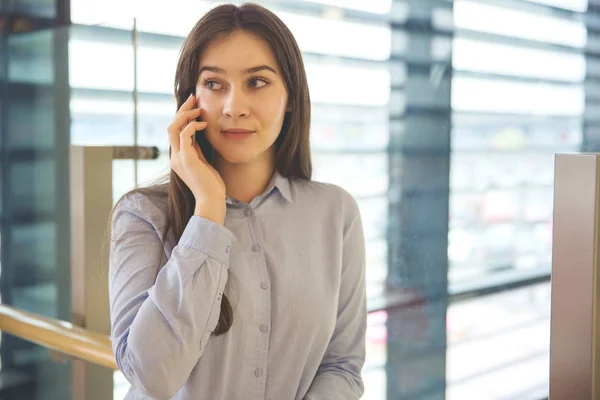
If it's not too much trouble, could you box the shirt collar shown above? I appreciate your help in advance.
[268,170,292,203]
[225,170,292,205]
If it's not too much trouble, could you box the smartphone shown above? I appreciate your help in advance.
[191,91,213,162]
[194,121,212,162]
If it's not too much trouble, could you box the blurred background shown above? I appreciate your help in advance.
[1,0,596,398]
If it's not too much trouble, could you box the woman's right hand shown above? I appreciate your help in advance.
[168,93,226,224]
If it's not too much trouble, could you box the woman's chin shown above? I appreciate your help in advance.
[217,150,259,165]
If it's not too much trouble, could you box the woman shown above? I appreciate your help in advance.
[109,3,366,399]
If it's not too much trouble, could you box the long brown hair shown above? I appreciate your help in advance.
[110,3,311,336]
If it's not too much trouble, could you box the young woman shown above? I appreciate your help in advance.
[109,3,366,399]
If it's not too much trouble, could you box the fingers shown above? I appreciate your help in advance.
[170,119,208,174]
[174,108,202,128]
[168,113,201,152]
[179,120,208,160]
[168,94,202,152]
[178,92,197,113]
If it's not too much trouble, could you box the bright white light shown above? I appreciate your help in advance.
[525,0,588,12]
[69,38,390,106]
[137,47,179,93]
[452,76,584,116]
[454,1,587,48]
[69,40,134,91]
[306,64,390,106]
[69,64,390,109]
[71,0,391,61]
[71,0,137,29]
[453,38,586,82]
[70,98,175,115]
[277,11,391,61]
[69,40,178,93]
[300,0,392,14]
[71,0,222,35]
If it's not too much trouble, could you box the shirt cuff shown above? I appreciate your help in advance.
[179,216,235,266]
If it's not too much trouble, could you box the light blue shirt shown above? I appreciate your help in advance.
[109,171,366,399]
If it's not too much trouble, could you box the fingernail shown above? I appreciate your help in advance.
[188,93,194,100]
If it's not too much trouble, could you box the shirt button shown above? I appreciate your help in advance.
[254,368,263,377]
[260,324,269,333]
[244,208,253,217]
[225,246,230,254]
[260,281,268,290]
[252,244,261,252]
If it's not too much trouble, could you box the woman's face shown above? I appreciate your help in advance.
[195,29,289,167]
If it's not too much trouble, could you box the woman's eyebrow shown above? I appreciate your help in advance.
[199,66,226,74]
[199,65,278,75]
[245,65,277,74]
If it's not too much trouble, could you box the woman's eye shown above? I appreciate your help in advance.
[249,78,269,89]
[205,80,223,90]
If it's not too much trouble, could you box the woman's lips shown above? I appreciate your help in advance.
[221,129,255,140]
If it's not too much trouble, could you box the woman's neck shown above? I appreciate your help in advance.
[214,150,276,204]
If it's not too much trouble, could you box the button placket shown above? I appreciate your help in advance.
[244,204,269,393]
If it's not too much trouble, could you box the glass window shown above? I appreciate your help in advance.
[59,1,593,399]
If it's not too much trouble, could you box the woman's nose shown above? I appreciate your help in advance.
[223,89,250,119]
